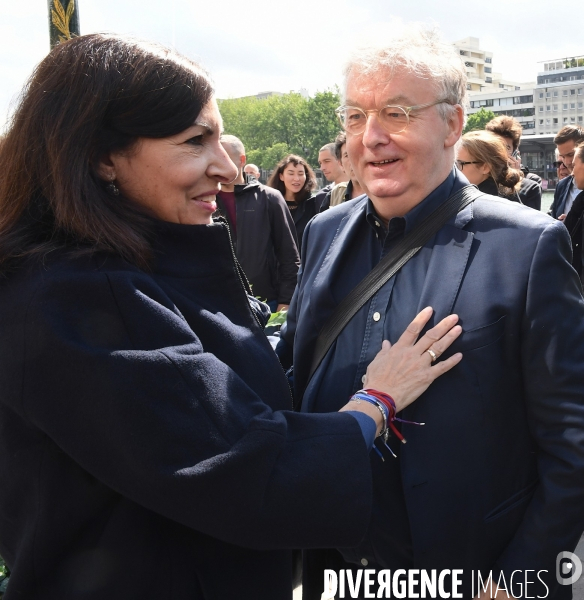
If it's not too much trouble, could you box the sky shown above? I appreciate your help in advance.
[1,0,583,131]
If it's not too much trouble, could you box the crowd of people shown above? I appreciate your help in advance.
[1,22,584,600]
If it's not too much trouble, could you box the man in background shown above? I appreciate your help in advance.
[549,125,584,220]
[314,143,348,211]
[320,132,366,211]
[243,163,261,181]
[217,135,299,312]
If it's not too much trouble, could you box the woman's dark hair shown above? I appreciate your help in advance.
[0,34,214,270]
[267,154,316,203]
[461,131,522,196]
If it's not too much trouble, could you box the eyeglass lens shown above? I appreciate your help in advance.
[340,106,410,134]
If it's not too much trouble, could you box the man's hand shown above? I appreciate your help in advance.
[558,213,567,221]
[276,304,289,312]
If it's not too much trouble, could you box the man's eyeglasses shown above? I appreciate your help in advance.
[335,99,451,135]
[456,160,483,171]
[553,161,566,168]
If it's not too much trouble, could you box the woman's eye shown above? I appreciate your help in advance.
[185,135,204,146]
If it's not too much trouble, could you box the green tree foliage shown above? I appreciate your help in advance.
[218,89,341,171]
[463,107,497,134]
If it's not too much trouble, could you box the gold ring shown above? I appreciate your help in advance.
[426,348,437,362]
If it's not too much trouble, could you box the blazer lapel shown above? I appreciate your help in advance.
[309,201,368,318]
[415,202,475,325]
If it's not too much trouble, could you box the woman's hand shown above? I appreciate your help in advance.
[360,306,462,414]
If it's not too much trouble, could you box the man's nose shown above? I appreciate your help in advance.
[362,111,390,146]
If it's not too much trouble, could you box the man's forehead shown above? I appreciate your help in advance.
[345,68,430,105]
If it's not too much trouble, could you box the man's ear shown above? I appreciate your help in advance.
[240,154,246,169]
[444,105,465,149]
[95,153,117,182]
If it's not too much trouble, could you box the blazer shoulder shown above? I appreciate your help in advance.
[471,194,556,232]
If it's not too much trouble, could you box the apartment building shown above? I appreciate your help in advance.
[454,37,521,92]
[534,58,584,136]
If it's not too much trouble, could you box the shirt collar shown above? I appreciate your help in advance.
[365,168,464,234]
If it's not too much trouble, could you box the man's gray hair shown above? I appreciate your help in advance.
[319,142,336,155]
[220,134,245,157]
[342,22,468,122]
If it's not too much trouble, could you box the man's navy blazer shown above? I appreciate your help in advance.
[280,174,584,599]
[549,175,573,218]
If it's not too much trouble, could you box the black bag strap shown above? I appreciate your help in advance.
[307,184,482,383]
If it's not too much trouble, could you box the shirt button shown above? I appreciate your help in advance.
[361,558,369,566]
[375,221,380,227]
[373,312,381,322]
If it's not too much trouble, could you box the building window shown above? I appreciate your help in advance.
[554,91,559,97]
[579,102,583,109]
[546,105,551,111]
[572,117,576,122]
[546,119,551,124]
[571,103,576,109]
[579,116,583,122]
[564,117,568,123]
[563,90,568,96]
[485,57,492,63]
[579,88,583,95]
[539,107,544,112]
[553,118,559,124]
[546,92,551,98]
[571,89,576,95]
[485,77,492,83]
[539,119,544,125]
[539,92,544,98]
[466,83,472,90]
[485,67,492,73]
[465,62,473,68]
[553,104,558,111]
[563,104,568,110]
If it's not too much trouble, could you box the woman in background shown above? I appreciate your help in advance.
[457,130,523,200]
[267,154,317,251]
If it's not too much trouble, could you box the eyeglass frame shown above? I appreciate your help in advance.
[456,160,483,171]
[553,161,566,169]
[335,99,453,135]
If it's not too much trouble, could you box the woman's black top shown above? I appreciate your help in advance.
[0,218,372,599]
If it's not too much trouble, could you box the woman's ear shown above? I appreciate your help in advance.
[95,153,116,182]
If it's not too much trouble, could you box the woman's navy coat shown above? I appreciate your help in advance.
[0,220,372,599]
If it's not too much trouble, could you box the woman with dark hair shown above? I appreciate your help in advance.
[0,34,462,599]
[267,154,318,250]
[456,130,523,199]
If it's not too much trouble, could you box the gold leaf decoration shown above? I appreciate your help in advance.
[51,0,75,41]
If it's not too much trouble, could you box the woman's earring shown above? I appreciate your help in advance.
[106,176,120,196]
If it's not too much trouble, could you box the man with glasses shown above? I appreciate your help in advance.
[549,125,584,220]
[278,24,584,600]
